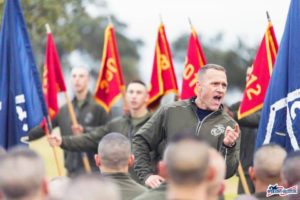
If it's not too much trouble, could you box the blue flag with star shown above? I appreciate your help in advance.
[256,0,300,152]
[0,0,48,149]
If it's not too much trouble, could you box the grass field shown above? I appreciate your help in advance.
[29,134,239,200]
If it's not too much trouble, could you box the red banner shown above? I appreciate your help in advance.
[148,23,178,108]
[42,32,66,120]
[238,22,278,119]
[94,24,125,113]
[181,26,207,100]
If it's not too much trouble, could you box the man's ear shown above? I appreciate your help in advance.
[128,155,135,167]
[158,161,167,179]
[206,167,216,181]
[94,154,101,167]
[218,181,226,196]
[42,177,49,196]
[249,166,256,182]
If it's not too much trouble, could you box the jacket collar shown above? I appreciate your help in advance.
[124,110,152,126]
[73,91,93,107]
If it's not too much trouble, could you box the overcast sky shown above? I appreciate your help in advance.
[86,0,291,83]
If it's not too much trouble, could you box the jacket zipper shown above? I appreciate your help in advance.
[195,111,217,136]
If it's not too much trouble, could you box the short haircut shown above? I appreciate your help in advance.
[48,176,70,200]
[164,134,209,185]
[0,146,45,199]
[71,66,90,77]
[62,174,121,200]
[234,194,258,200]
[281,150,300,186]
[253,144,286,183]
[207,148,226,196]
[126,80,147,90]
[98,132,131,170]
[197,64,226,80]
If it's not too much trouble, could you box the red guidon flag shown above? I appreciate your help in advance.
[94,24,125,113]
[181,26,207,100]
[42,28,66,121]
[148,23,178,108]
[238,21,278,119]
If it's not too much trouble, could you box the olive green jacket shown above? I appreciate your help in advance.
[60,111,152,182]
[61,111,152,152]
[103,172,148,200]
[29,92,109,175]
[133,182,166,200]
[133,97,240,182]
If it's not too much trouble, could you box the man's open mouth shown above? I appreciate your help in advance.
[213,96,222,101]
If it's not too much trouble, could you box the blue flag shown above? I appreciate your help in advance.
[0,0,48,149]
[256,0,300,152]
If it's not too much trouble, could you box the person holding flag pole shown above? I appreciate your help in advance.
[29,25,109,176]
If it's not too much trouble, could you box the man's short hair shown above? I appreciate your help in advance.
[71,66,90,77]
[49,176,70,200]
[281,150,300,186]
[234,194,258,200]
[164,134,209,185]
[253,144,286,183]
[126,80,147,89]
[0,146,45,199]
[207,148,226,196]
[62,174,121,200]
[98,132,131,170]
[197,64,226,80]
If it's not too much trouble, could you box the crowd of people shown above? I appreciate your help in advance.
[0,64,299,200]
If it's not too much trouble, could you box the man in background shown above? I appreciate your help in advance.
[47,80,152,182]
[29,66,109,176]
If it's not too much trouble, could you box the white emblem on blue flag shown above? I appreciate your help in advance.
[264,89,300,150]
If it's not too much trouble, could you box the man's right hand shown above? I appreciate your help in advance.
[145,175,165,189]
[71,124,84,135]
[47,135,62,147]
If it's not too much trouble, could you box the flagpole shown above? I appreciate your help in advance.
[44,115,64,176]
[45,24,92,174]
[238,161,250,194]
[266,11,271,22]
[63,92,92,173]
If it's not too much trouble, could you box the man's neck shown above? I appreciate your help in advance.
[255,179,281,193]
[75,89,88,101]
[167,183,207,200]
[100,166,128,173]
[195,97,207,110]
[130,107,148,118]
